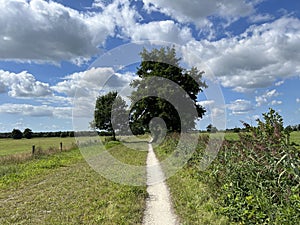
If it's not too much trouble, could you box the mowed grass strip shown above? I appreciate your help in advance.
[0,137,77,156]
[0,141,147,225]
[154,135,229,224]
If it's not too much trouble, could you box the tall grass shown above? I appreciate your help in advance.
[194,109,300,224]
[156,109,300,224]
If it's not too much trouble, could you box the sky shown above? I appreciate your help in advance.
[0,0,299,132]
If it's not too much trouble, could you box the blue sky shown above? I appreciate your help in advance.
[0,0,299,132]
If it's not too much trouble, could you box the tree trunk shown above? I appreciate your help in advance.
[112,129,116,141]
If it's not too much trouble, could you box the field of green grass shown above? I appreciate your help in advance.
[225,131,300,145]
[0,140,148,224]
[290,131,300,148]
[1,130,299,224]
[0,137,77,156]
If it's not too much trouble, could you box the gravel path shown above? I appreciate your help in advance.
[143,143,179,225]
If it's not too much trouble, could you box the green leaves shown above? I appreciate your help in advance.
[130,46,207,134]
[208,109,300,224]
[183,109,300,224]
[93,91,128,139]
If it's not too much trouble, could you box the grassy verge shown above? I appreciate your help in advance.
[154,130,300,224]
[154,134,229,224]
[166,167,229,224]
[0,141,147,224]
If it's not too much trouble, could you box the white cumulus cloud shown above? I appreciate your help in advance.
[0,70,52,98]
[0,0,115,64]
[181,17,300,92]
[227,99,254,115]
[142,0,256,28]
[0,103,72,118]
[52,67,135,97]
[255,89,280,107]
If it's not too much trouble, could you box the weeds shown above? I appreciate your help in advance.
[198,109,300,224]
[157,108,300,224]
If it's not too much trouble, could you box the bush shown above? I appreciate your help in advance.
[192,108,300,224]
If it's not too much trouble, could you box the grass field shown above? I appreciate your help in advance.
[0,140,148,224]
[224,131,300,146]
[1,131,299,224]
[290,131,300,147]
[0,137,77,156]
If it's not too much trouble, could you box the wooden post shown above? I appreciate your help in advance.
[60,142,63,152]
[32,145,35,155]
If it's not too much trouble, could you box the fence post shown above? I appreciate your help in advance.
[32,145,35,155]
[60,142,63,152]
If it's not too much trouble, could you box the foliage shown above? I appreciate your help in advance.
[206,124,218,133]
[92,91,128,140]
[11,129,22,139]
[23,128,33,139]
[157,109,300,224]
[199,108,300,224]
[130,46,207,134]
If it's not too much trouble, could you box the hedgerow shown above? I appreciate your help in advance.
[191,109,300,224]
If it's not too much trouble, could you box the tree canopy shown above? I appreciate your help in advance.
[129,46,207,134]
[23,128,33,139]
[92,91,127,140]
[93,46,207,138]
[12,129,22,139]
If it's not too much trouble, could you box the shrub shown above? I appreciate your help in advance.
[194,108,300,224]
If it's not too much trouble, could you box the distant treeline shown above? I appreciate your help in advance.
[0,130,112,139]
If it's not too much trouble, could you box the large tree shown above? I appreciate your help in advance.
[12,129,23,139]
[23,128,33,139]
[129,46,207,134]
[92,91,128,140]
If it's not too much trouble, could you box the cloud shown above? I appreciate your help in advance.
[125,20,193,45]
[142,0,256,28]
[181,17,300,92]
[52,67,135,97]
[0,103,72,118]
[52,67,136,119]
[197,100,215,108]
[0,70,52,98]
[52,67,114,97]
[97,0,192,45]
[296,98,300,103]
[227,99,254,115]
[255,89,279,107]
[275,80,284,86]
[0,0,115,64]
[211,107,225,117]
[248,13,275,23]
[271,100,282,106]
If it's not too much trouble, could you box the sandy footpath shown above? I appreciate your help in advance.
[143,143,179,225]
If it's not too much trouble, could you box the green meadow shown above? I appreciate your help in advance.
[0,137,76,156]
[0,140,147,225]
